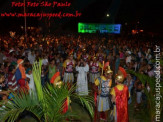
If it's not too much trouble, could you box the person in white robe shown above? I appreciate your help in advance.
[76,59,89,96]
[26,69,36,95]
[28,50,36,65]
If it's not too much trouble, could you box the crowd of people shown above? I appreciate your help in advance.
[0,33,162,121]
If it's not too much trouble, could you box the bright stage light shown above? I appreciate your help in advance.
[106,14,110,17]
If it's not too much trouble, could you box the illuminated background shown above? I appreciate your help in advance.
[78,23,121,34]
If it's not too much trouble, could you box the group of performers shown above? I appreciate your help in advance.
[52,49,129,122]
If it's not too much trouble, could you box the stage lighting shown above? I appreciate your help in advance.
[106,14,110,17]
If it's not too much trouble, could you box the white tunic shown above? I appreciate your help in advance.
[28,51,36,64]
[76,64,89,96]
[26,74,36,95]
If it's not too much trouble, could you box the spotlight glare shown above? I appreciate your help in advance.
[106,14,110,17]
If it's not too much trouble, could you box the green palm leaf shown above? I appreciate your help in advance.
[0,59,94,122]
[127,70,163,121]
[0,91,43,121]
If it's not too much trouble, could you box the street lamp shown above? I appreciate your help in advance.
[106,14,110,17]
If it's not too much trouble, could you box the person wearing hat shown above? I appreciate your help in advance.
[62,51,75,87]
[15,59,29,93]
[89,56,102,86]
[8,49,17,63]
[51,72,71,114]
[110,67,129,122]
[94,62,113,121]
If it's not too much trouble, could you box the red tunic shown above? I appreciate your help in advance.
[114,85,129,122]
[90,62,99,73]
[82,54,89,62]
[65,60,74,72]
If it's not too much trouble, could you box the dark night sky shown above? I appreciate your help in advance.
[0,0,162,34]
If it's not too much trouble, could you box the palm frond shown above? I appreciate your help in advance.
[71,93,94,117]
[0,91,43,121]
[32,60,44,102]
[127,70,163,121]
[52,110,78,122]
[42,84,70,121]
[1,60,95,122]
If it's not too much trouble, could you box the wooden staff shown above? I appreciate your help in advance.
[102,61,104,75]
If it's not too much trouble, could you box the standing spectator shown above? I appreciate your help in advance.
[28,50,36,64]
[48,59,56,81]
[134,79,142,111]
[126,53,132,65]
[119,50,124,59]
[107,53,114,70]
[0,72,9,102]
[8,51,17,63]
[7,65,18,92]
[15,59,29,93]
[7,65,18,100]
[0,63,4,72]
[0,50,5,64]
[124,74,134,104]
[147,64,155,77]
[57,57,64,79]
[41,65,48,86]
[115,54,120,74]
[26,69,36,95]
[42,54,49,66]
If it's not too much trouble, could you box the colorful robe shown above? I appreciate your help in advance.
[15,59,29,92]
[89,61,102,83]
[111,84,129,122]
[63,59,75,83]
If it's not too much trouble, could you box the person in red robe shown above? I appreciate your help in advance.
[110,67,129,122]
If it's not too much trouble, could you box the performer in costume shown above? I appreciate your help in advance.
[110,67,129,122]
[89,56,102,85]
[76,59,89,96]
[94,62,113,121]
[82,49,89,63]
[50,72,63,88]
[96,49,106,63]
[15,59,29,93]
[50,72,70,114]
[62,51,75,86]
